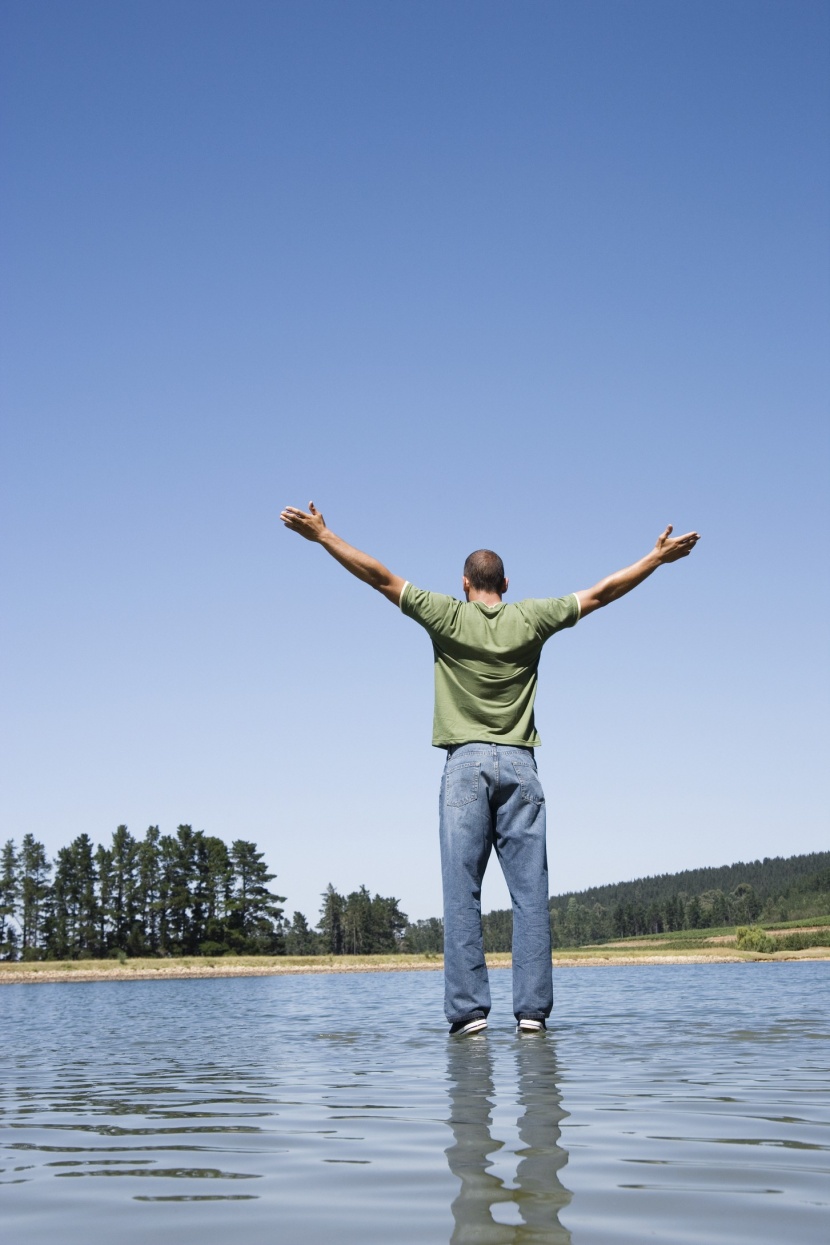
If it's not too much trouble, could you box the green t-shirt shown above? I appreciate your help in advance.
[400,583,580,748]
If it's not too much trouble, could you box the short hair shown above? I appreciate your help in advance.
[463,549,505,593]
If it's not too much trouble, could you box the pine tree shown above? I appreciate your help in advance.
[46,835,99,958]
[137,827,161,953]
[367,893,407,952]
[343,886,373,954]
[156,833,179,954]
[95,844,114,955]
[165,826,198,953]
[195,834,233,952]
[72,834,99,955]
[228,840,285,952]
[44,845,74,958]
[110,825,140,952]
[318,884,345,955]
[285,911,318,955]
[0,840,19,960]
[20,834,51,958]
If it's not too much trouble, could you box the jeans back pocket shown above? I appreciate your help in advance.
[445,761,481,807]
[510,759,545,805]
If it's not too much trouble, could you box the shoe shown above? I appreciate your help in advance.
[516,1016,546,1034]
[449,1013,488,1036]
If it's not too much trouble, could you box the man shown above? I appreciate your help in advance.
[280,501,699,1035]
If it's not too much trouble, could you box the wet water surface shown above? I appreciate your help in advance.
[1,963,827,1243]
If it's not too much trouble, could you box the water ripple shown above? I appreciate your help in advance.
[0,963,827,1243]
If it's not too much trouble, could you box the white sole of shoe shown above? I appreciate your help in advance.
[454,1018,488,1036]
[517,1019,545,1033]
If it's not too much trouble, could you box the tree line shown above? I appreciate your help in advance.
[543,854,830,948]
[287,884,408,956]
[2,831,826,961]
[0,827,287,960]
[550,852,830,918]
[403,856,830,953]
[549,882,762,948]
[0,828,409,962]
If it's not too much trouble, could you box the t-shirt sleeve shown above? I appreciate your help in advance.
[400,583,460,636]
[523,593,581,642]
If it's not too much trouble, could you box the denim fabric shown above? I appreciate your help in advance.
[439,742,553,1024]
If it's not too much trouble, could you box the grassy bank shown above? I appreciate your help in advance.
[1,941,827,985]
[0,953,450,984]
[583,919,830,953]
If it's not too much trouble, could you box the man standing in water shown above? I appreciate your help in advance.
[280,502,699,1035]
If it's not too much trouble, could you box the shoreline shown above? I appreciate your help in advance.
[1,948,827,986]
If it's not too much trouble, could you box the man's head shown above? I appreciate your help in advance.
[462,549,508,602]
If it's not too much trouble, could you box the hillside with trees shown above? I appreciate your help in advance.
[546,851,830,948]
[403,851,830,953]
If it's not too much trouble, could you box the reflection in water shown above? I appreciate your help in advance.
[2,967,828,1244]
[445,1036,572,1244]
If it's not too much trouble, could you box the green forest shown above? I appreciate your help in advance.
[546,850,830,948]
[1,827,828,961]
[403,851,830,953]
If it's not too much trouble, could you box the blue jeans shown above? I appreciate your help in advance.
[439,742,553,1024]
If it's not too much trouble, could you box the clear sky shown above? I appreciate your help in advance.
[2,0,828,924]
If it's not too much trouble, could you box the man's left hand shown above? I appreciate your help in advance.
[654,525,700,563]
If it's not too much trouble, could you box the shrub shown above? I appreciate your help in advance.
[735,925,776,953]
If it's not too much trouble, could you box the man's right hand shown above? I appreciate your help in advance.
[279,501,406,605]
[280,501,327,542]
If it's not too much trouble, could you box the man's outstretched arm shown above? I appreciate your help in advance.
[280,502,406,606]
[575,525,700,618]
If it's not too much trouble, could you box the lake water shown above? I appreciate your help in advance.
[1,963,828,1244]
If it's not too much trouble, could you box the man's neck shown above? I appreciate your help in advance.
[466,590,503,606]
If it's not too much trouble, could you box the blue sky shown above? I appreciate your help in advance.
[2,0,828,923]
